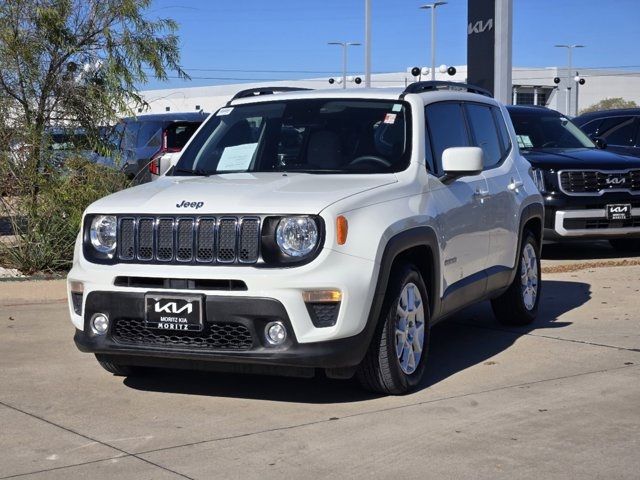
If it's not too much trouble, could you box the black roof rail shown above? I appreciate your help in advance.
[400,81,492,99]
[227,86,312,105]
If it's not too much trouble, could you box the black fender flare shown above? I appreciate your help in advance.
[507,202,544,285]
[352,226,442,363]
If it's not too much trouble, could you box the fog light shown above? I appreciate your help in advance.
[91,313,109,335]
[265,321,287,345]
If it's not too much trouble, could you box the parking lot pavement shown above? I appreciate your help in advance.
[542,239,640,271]
[1,266,639,479]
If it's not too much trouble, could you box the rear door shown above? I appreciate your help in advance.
[465,103,521,273]
[425,102,491,296]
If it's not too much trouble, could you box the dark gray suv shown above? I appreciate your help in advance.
[107,112,207,183]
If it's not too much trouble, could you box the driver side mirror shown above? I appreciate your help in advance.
[593,137,607,149]
[441,147,484,183]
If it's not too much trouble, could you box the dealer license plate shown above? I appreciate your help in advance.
[145,294,203,331]
[606,204,632,221]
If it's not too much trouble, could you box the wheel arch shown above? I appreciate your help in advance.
[372,227,441,322]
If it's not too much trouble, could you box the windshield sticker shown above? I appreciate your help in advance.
[384,113,397,124]
[217,143,258,171]
[516,135,533,148]
[217,107,234,116]
[391,104,403,112]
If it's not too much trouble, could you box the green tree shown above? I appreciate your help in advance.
[0,0,188,273]
[580,97,638,114]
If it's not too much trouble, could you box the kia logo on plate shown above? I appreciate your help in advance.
[154,301,193,315]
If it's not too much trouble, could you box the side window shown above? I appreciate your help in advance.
[578,118,603,138]
[465,104,502,169]
[138,121,163,148]
[424,103,469,173]
[598,116,637,146]
[491,106,512,154]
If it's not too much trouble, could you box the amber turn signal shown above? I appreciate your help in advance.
[336,215,348,245]
[302,290,343,303]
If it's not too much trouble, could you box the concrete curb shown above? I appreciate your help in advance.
[0,278,67,305]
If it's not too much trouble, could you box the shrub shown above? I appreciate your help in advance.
[0,156,128,274]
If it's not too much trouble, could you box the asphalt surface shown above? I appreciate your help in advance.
[1,247,639,479]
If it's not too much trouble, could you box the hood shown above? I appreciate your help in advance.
[87,172,398,215]
[522,148,640,170]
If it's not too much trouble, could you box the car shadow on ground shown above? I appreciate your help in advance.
[123,279,591,403]
[542,239,640,260]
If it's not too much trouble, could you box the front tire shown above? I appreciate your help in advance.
[609,238,640,253]
[357,262,430,395]
[491,231,541,326]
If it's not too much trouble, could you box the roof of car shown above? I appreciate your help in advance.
[574,108,640,122]
[122,112,209,123]
[506,105,560,115]
[229,86,498,107]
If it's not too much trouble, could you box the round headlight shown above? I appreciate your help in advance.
[90,215,117,253]
[276,216,319,257]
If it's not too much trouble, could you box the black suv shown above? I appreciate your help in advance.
[507,106,640,252]
[573,109,640,158]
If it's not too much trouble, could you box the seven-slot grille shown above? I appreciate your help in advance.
[559,170,640,194]
[117,216,260,265]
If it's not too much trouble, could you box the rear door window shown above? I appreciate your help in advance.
[137,121,163,148]
[165,123,202,150]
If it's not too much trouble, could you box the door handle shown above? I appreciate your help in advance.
[508,179,523,191]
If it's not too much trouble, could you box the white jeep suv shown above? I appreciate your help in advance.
[68,83,544,394]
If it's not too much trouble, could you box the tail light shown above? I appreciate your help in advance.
[148,129,181,176]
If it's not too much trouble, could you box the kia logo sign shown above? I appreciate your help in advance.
[468,18,493,35]
[154,301,193,315]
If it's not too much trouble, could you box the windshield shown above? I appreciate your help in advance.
[509,111,595,149]
[174,99,411,175]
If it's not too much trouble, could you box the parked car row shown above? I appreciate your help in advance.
[507,106,640,252]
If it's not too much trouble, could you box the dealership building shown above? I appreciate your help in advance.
[139,66,640,117]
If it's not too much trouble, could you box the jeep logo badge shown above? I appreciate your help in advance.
[176,200,204,209]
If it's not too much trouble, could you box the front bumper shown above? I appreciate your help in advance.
[542,194,640,239]
[68,247,381,370]
[75,291,371,370]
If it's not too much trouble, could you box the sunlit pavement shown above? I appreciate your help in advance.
[1,255,639,479]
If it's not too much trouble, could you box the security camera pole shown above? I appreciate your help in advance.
[328,41,362,89]
[554,44,584,116]
[420,2,447,81]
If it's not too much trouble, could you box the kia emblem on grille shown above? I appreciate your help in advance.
[605,176,626,186]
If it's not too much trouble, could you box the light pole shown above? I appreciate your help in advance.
[328,41,362,89]
[554,44,584,116]
[364,0,372,87]
[420,2,447,81]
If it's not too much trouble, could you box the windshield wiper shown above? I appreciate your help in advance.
[174,167,212,176]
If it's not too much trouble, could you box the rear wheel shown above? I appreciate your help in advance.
[491,231,541,326]
[95,355,142,377]
[357,262,430,395]
[609,238,640,253]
